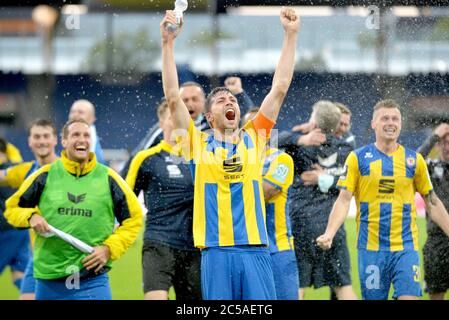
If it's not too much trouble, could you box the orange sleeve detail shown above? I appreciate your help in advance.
[252,111,276,138]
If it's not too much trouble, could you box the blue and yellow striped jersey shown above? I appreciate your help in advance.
[176,115,272,248]
[262,148,294,253]
[337,144,433,251]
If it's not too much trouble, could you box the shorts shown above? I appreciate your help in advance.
[293,220,352,289]
[20,256,36,294]
[271,250,299,300]
[201,245,276,300]
[0,229,30,274]
[358,249,421,300]
[142,240,201,300]
[423,236,449,294]
[35,273,111,300]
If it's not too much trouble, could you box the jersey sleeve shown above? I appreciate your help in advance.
[263,153,294,192]
[414,153,433,196]
[249,111,276,140]
[125,150,153,194]
[5,163,30,188]
[336,151,359,193]
[6,143,23,164]
[4,165,50,228]
[105,169,143,260]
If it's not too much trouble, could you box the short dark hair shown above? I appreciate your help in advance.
[205,87,234,113]
[0,137,7,154]
[373,99,401,112]
[28,118,57,137]
[61,119,90,139]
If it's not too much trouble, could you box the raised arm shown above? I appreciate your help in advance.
[259,8,300,122]
[160,10,190,131]
[418,123,449,158]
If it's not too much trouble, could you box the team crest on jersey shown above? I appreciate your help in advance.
[364,152,373,159]
[272,164,289,184]
[406,156,415,167]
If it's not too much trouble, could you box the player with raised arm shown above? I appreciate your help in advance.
[160,7,300,299]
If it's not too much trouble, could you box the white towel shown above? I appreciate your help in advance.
[41,225,94,254]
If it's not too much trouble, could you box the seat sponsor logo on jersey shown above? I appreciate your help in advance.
[223,156,242,173]
[378,179,395,194]
[223,156,244,180]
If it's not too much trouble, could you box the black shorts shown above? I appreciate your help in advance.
[293,220,352,289]
[423,236,449,294]
[142,240,201,300]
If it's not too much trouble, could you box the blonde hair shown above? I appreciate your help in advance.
[373,99,401,112]
[334,102,352,116]
[312,100,341,134]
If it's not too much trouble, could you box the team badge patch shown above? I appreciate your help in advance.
[406,157,415,167]
[272,164,289,184]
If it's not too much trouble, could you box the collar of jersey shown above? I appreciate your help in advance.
[61,150,97,177]
[372,143,403,157]
[160,140,182,156]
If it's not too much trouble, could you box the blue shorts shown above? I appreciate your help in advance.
[271,250,299,300]
[358,249,421,300]
[0,229,30,274]
[20,256,36,294]
[201,246,276,300]
[35,273,112,300]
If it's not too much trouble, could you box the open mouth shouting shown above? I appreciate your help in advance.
[225,108,236,121]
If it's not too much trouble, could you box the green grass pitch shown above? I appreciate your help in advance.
[1,217,448,300]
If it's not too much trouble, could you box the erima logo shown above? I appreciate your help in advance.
[58,207,92,217]
[364,152,373,159]
[379,179,395,194]
[223,156,242,173]
[60,193,91,217]
[67,193,86,204]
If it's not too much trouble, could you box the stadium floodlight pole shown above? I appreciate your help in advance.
[41,225,94,254]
